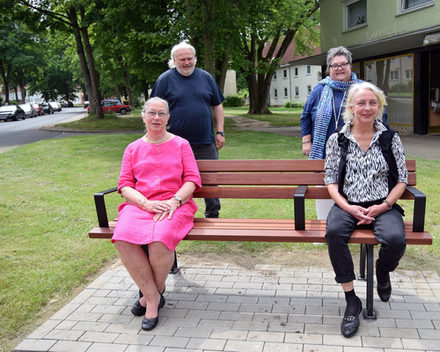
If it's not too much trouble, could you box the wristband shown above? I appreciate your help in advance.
[173,195,182,207]
[383,200,392,209]
[302,140,312,144]
[216,131,225,137]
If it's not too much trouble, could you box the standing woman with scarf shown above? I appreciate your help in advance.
[300,46,387,219]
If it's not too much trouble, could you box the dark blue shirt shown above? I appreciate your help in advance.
[151,67,225,144]
[301,83,388,143]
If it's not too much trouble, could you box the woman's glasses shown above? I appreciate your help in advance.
[145,111,168,118]
[329,62,349,70]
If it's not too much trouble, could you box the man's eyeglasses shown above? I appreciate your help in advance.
[145,110,168,118]
[329,62,349,70]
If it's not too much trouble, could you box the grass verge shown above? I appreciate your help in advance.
[1,117,438,351]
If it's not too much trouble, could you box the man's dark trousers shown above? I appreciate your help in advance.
[191,143,221,218]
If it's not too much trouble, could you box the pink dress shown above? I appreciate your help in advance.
[111,136,201,251]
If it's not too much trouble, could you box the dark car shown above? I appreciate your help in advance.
[41,102,54,114]
[87,99,132,115]
[19,103,38,118]
[61,100,74,107]
[0,105,26,121]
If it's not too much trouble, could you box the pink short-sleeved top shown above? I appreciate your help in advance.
[111,135,201,251]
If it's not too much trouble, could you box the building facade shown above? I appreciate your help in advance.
[270,64,321,106]
[296,0,440,134]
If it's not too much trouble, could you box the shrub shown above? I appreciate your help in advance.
[223,94,243,107]
[284,102,304,109]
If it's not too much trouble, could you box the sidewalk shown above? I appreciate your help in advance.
[230,115,440,161]
[15,257,440,352]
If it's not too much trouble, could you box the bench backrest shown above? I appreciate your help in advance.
[194,159,417,200]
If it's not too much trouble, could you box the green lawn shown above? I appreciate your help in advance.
[1,114,438,352]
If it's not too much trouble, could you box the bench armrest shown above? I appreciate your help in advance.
[94,187,118,227]
[405,186,426,232]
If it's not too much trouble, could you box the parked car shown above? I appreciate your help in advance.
[49,101,62,112]
[0,105,26,121]
[87,99,132,115]
[83,101,89,109]
[41,102,54,114]
[19,103,38,118]
[32,103,45,116]
[61,100,74,107]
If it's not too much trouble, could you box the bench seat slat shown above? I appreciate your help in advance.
[196,159,416,173]
[89,219,432,245]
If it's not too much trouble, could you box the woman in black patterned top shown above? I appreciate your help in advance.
[324,82,408,338]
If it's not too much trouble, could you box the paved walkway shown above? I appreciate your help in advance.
[15,257,440,352]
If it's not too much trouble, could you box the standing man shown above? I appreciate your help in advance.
[150,41,225,218]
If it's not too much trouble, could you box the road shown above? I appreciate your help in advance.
[0,107,87,154]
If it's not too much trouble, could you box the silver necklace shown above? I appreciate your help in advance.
[332,90,347,127]
[146,133,167,144]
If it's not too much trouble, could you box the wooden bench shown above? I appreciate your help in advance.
[89,159,432,320]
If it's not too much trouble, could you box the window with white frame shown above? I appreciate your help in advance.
[295,86,299,97]
[274,89,278,98]
[294,67,299,76]
[390,71,399,80]
[284,88,288,97]
[346,0,367,30]
[283,69,287,78]
[306,65,311,74]
[274,72,277,79]
[405,69,412,79]
[401,0,433,12]
[307,85,312,95]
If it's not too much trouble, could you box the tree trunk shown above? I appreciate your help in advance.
[68,8,95,114]
[79,6,104,118]
[117,54,133,107]
[0,61,10,103]
[17,70,26,103]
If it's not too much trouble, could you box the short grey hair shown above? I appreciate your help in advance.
[342,82,387,124]
[142,97,169,114]
[326,46,352,68]
[168,41,197,68]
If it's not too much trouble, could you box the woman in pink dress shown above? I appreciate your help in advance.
[112,97,201,331]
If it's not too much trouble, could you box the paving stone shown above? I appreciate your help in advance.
[15,339,57,352]
[247,330,284,342]
[149,335,190,348]
[262,342,303,352]
[186,337,225,350]
[85,342,127,352]
[174,326,213,338]
[224,339,264,352]
[48,340,92,352]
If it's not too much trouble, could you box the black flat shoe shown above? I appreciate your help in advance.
[133,287,166,316]
[376,260,392,302]
[141,316,158,331]
[131,299,146,316]
[341,300,362,338]
[141,292,165,331]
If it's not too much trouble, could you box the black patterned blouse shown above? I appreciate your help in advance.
[324,120,408,203]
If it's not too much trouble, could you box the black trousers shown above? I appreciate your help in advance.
[326,203,406,284]
[191,143,221,218]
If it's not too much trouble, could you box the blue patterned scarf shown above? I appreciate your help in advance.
[309,72,362,160]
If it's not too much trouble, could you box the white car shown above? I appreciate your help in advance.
[49,101,62,112]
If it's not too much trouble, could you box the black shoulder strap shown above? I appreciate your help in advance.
[379,125,398,192]
[336,128,349,197]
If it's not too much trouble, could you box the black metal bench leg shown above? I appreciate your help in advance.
[358,244,366,280]
[362,244,377,320]
[170,250,180,274]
